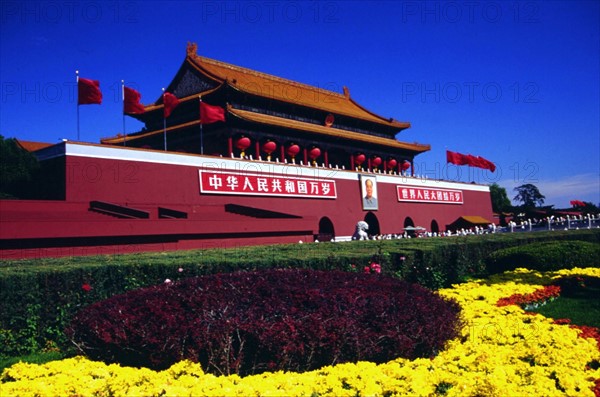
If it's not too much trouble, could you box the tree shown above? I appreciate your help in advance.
[0,135,40,198]
[513,183,545,208]
[489,183,512,213]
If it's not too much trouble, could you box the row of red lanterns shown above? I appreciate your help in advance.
[235,137,321,162]
[286,144,322,162]
[235,137,410,171]
[354,153,410,172]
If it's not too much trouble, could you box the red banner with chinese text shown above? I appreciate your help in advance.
[397,185,463,204]
[199,170,337,199]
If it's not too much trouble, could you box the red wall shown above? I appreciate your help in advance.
[0,146,494,259]
[62,153,493,236]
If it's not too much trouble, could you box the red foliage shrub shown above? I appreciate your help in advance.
[67,269,462,375]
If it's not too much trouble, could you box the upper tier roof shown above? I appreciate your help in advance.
[227,107,429,153]
[102,107,430,154]
[147,43,410,131]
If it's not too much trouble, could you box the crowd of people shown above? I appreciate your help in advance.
[338,213,600,242]
[506,213,600,232]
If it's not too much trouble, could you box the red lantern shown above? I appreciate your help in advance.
[309,147,321,160]
[354,153,366,170]
[372,156,382,167]
[236,136,251,156]
[287,144,300,161]
[325,114,334,127]
[262,141,277,160]
[387,158,397,169]
[401,161,411,171]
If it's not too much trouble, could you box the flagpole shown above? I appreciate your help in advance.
[121,80,126,146]
[199,95,204,155]
[162,88,167,151]
[76,70,80,141]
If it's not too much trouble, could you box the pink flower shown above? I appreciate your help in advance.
[178,267,184,273]
[364,263,382,274]
[164,279,172,284]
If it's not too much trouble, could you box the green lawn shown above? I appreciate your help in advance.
[531,277,600,328]
[0,351,66,372]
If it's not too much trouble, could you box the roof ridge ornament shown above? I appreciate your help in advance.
[187,42,198,57]
[343,86,350,99]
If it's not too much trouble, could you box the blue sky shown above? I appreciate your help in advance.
[1,0,598,208]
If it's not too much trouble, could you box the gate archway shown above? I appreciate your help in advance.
[364,212,380,236]
[317,217,335,241]
[404,216,415,237]
[431,219,439,234]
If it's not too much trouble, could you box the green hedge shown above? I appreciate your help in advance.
[485,240,600,274]
[1,229,598,358]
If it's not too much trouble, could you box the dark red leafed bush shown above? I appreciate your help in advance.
[67,269,462,375]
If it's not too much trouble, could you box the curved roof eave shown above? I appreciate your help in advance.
[100,119,201,145]
[227,106,430,154]
[142,83,224,114]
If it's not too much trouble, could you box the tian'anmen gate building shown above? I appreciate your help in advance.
[0,43,494,259]
[102,43,429,168]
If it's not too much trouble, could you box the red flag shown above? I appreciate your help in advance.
[163,92,180,118]
[78,77,102,105]
[123,86,145,115]
[466,155,496,172]
[200,101,225,124]
[446,150,468,165]
[447,150,495,172]
[446,150,460,165]
[465,155,484,169]
[478,156,496,172]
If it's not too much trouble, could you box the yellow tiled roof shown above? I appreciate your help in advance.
[458,216,492,224]
[185,42,410,130]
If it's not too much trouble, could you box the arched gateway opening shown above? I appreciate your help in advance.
[431,219,439,234]
[404,216,415,237]
[317,217,335,242]
[364,212,380,237]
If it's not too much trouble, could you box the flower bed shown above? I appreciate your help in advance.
[2,267,600,396]
[66,269,462,374]
[496,284,561,310]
